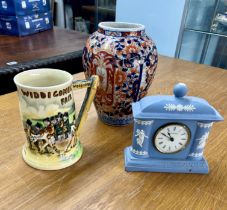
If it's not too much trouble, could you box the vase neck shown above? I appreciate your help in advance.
[98,22,145,37]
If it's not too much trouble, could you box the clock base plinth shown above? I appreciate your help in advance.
[124,147,209,174]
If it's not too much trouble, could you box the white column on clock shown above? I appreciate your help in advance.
[131,119,154,157]
[188,122,213,160]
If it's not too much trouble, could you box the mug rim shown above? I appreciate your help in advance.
[14,68,73,90]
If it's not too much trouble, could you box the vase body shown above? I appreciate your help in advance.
[83,22,158,125]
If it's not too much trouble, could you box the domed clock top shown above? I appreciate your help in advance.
[124,83,223,174]
[132,83,223,121]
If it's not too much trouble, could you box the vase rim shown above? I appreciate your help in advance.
[98,22,145,32]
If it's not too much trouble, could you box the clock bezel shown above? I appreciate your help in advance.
[153,123,191,154]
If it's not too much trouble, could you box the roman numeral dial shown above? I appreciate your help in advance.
[154,123,190,154]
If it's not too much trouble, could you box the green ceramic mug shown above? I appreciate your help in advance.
[14,68,99,170]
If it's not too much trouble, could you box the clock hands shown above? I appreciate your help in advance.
[161,132,168,138]
[161,132,174,142]
[167,131,172,138]
[167,132,175,142]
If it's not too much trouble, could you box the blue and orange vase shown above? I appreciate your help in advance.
[83,22,158,126]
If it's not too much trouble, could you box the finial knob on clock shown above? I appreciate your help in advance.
[173,83,188,98]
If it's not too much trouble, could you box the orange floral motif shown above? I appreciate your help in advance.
[125,45,138,54]
[116,49,123,56]
[139,91,147,99]
[131,68,137,74]
[141,41,147,48]
[115,70,127,86]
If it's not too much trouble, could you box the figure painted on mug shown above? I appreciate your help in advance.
[24,111,77,155]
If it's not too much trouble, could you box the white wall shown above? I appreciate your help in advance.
[116,0,186,57]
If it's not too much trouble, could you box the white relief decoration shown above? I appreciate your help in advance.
[196,132,210,149]
[131,148,148,156]
[164,104,196,112]
[197,122,213,128]
[188,152,204,158]
[135,119,154,126]
[135,129,148,147]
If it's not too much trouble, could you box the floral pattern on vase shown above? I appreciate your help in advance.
[83,22,158,125]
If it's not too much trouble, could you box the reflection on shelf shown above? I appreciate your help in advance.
[215,13,227,26]
[185,0,216,32]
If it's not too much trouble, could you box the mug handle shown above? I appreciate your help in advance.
[72,75,99,138]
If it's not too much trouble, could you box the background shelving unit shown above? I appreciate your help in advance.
[81,0,116,33]
[176,0,227,69]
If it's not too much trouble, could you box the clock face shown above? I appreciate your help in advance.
[154,123,191,154]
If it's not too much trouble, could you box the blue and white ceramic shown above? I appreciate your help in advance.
[83,22,158,126]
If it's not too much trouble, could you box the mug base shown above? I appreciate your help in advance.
[22,140,83,170]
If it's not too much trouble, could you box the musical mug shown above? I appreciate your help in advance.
[14,68,99,170]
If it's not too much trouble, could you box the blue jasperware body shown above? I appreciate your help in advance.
[124,83,223,174]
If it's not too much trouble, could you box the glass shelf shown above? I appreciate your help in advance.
[184,28,227,38]
[176,0,227,69]
[185,0,217,32]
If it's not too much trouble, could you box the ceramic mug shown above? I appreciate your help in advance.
[14,68,99,170]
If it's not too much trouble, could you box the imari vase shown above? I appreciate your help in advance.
[83,22,158,125]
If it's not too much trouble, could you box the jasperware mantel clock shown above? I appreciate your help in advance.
[124,83,223,174]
